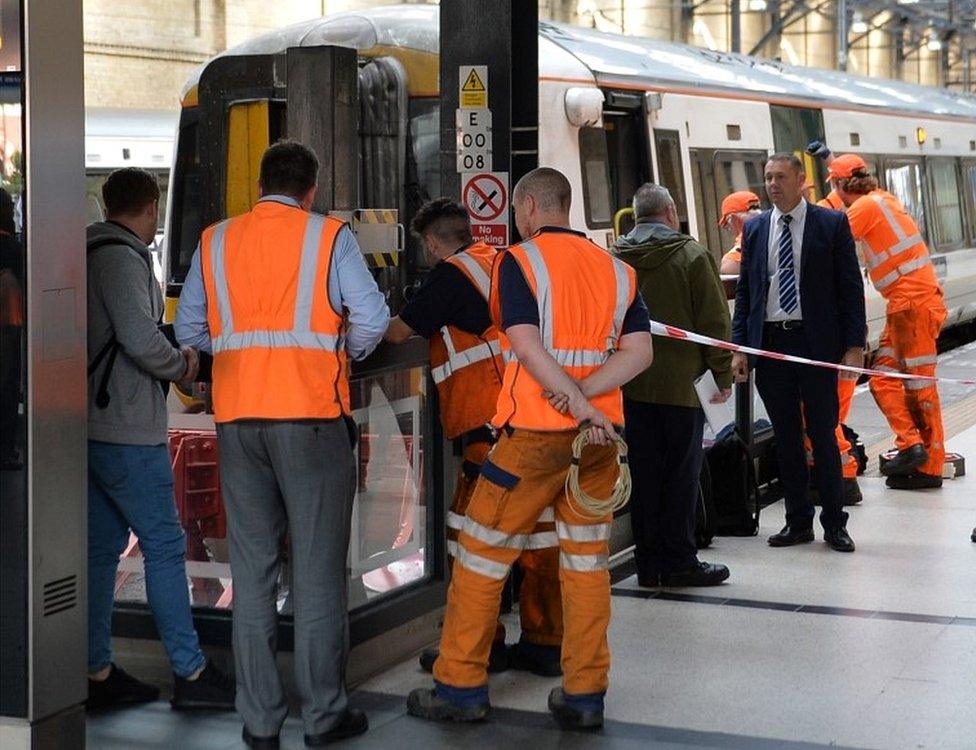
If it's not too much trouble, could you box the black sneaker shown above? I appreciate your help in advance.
[171,660,236,711]
[243,726,280,750]
[419,642,509,674]
[86,664,160,712]
[305,709,369,745]
[547,687,603,730]
[660,561,730,587]
[885,472,943,490]
[406,688,489,722]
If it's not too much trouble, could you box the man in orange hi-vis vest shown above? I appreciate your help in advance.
[176,141,389,747]
[832,153,947,490]
[385,198,564,678]
[407,168,653,730]
[718,190,762,276]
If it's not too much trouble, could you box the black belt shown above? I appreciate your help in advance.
[460,424,497,448]
[764,320,804,332]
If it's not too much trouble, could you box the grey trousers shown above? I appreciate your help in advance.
[217,419,356,737]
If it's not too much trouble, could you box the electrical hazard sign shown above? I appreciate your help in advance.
[462,171,508,247]
[459,65,487,108]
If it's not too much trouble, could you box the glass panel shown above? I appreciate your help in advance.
[884,162,926,237]
[655,130,688,230]
[114,366,431,612]
[579,126,612,228]
[929,160,964,248]
[408,100,440,210]
[167,115,204,284]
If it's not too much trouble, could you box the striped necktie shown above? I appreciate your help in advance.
[777,214,798,315]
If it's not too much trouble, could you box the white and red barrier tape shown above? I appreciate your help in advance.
[648,321,976,387]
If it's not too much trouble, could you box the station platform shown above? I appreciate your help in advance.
[88,351,976,750]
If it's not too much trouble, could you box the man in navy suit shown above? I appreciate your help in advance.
[731,153,866,552]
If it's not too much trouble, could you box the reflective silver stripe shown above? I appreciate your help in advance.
[456,544,511,579]
[294,214,326,332]
[551,349,609,368]
[520,241,553,351]
[453,252,492,299]
[871,194,910,242]
[905,378,932,391]
[903,353,937,367]
[875,347,897,360]
[864,233,924,270]
[447,540,459,558]
[447,511,466,531]
[209,220,234,334]
[504,350,518,364]
[431,336,502,384]
[556,521,612,543]
[875,256,931,290]
[609,257,630,350]
[523,531,559,550]
[212,330,341,353]
[461,517,529,550]
[537,507,555,522]
[559,552,608,572]
[873,364,900,373]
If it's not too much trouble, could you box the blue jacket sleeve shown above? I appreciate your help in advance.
[731,224,753,348]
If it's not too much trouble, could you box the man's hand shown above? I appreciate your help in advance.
[569,393,614,446]
[543,389,571,414]
[731,352,750,383]
[711,388,733,404]
[179,345,199,387]
[840,347,864,378]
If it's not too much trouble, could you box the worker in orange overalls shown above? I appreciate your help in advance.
[831,153,947,490]
[718,190,762,276]
[385,198,563,677]
[406,168,653,729]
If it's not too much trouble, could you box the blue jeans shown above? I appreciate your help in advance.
[88,440,205,677]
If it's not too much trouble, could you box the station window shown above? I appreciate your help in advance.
[578,126,613,229]
[884,160,926,239]
[928,159,964,250]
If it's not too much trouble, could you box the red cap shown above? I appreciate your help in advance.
[719,191,761,228]
[828,153,869,181]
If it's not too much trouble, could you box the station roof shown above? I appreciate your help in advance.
[184,4,976,120]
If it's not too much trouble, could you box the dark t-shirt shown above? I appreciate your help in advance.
[399,255,491,337]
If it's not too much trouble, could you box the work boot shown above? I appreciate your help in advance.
[885,472,943,490]
[843,478,863,505]
[547,687,603,730]
[419,641,509,674]
[507,642,561,677]
[880,444,928,476]
[406,688,489,722]
[86,664,160,712]
[171,660,236,711]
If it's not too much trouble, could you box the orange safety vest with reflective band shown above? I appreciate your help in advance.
[429,243,504,439]
[489,230,637,431]
[846,189,939,300]
[817,190,845,211]
[200,201,350,423]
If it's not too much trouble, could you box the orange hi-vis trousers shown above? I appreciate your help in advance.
[870,293,947,477]
[805,378,858,480]
[434,430,616,699]
[446,440,563,647]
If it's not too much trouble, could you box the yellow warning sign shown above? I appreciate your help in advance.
[459,65,487,108]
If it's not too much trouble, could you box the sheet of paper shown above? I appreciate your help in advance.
[694,369,734,435]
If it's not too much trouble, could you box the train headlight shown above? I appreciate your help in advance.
[564,87,605,128]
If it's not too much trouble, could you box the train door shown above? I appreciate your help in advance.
[769,104,827,199]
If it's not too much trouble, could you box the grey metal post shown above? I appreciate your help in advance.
[837,0,849,71]
[731,0,742,53]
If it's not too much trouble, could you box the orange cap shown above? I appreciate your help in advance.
[828,153,868,181]
[719,191,761,228]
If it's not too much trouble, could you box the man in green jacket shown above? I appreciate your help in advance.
[615,183,733,588]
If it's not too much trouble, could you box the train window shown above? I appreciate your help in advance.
[168,112,204,284]
[578,126,613,228]
[884,160,926,238]
[928,159,964,250]
[963,160,976,244]
[653,129,688,233]
[407,99,440,208]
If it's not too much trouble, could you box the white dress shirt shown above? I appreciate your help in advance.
[765,199,807,322]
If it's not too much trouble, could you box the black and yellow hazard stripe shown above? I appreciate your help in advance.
[356,209,398,225]
[364,252,400,269]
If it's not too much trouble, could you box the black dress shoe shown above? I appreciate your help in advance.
[843,478,863,505]
[243,726,279,750]
[305,709,369,745]
[886,472,943,490]
[660,561,730,587]
[86,664,160,712]
[171,660,236,711]
[768,524,814,547]
[547,687,603,730]
[419,641,509,674]
[824,526,855,552]
[636,572,660,588]
[880,444,928,476]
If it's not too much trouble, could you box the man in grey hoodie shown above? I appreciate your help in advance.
[614,183,733,588]
[86,168,234,712]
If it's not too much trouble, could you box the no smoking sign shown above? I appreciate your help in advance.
[462,172,509,247]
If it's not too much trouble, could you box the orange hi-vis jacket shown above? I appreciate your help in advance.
[489,231,637,431]
[200,201,349,423]
[430,242,504,439]
[818,190,845,210]
[846,189,940,301]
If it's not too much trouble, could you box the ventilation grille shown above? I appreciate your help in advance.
[43,575,77,617]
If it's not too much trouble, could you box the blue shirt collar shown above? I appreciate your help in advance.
[258,194,301,208]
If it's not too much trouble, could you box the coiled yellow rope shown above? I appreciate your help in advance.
[564,428,632,519]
